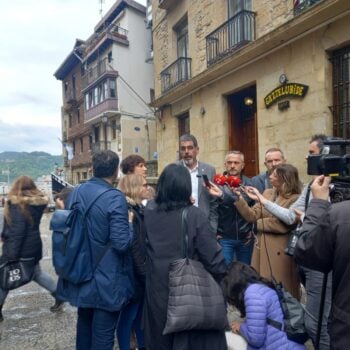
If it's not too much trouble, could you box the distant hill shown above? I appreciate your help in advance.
[0,151,63,184]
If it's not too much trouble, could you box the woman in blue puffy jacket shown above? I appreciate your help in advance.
[224,262,306,350]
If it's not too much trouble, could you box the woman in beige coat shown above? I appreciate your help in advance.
[210,164,302,299]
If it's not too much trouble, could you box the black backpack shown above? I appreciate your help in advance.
[267,281,309,344]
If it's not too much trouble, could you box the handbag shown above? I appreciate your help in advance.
[0,257,36,290]
[163,207,228,335]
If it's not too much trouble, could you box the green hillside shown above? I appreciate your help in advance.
[0,151,63,184]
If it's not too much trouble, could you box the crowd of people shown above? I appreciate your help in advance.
[0,132,348,350]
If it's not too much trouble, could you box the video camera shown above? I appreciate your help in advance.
[307,137,350,202]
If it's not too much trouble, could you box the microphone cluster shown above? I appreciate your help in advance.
[213,174,241,188]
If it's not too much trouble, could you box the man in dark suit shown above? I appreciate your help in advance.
[178,134,218,233]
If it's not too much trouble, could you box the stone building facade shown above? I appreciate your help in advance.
[55,0,156,185]
[152,0,350,181]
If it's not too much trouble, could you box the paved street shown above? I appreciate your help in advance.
[0,209,313,350]
[0,211,77,350]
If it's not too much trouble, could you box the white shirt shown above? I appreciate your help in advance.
[183,160,199,207]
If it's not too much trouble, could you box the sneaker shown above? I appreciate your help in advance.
[50,299,64,313]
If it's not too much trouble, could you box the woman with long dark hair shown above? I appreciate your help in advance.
[0,176,62,321]
[224,262,305,349]
[143,163,227,350]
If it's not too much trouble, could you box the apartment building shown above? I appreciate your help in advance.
[55,0,156,184]
[151,0,350,180]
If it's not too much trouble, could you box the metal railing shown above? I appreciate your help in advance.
[294,0,323,16]
[160,57,192,94]
[82,58,110,88]
[86,24,128,50]
[206,10,256,66]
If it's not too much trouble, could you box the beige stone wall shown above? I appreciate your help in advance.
[156,13,350,181]
[152,0,295,98]
[121,117,157,162]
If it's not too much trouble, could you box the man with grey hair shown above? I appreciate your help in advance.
[251,147,286,193]
[178,134,218,233]
[216,151,254,265]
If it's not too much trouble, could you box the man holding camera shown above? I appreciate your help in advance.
[294,175,350,350]
[216,151,254,265]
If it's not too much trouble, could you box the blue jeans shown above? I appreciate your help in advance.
[76,307,120,350]
[0,263,57,305]
[302,267,332,350]
[219,238,253,265]
[116,300,144,350]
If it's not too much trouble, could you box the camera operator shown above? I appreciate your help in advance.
[294,175,350,350]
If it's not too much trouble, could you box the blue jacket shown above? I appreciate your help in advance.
[56,177,134,312]
[240,283,306,350]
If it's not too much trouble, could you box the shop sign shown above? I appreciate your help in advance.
[264,83,308,109]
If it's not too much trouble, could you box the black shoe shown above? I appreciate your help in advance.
[50,299,64,313]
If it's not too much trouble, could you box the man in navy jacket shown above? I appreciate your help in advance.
[57,150,134,350]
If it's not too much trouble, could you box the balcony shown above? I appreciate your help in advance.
[82,58,117,89]
[65,87,77,104]
[92,141,111,153]
[160,57,192,94]
[294,0,323,16]
[158,0,176,10]
[85,98,119,123]
[85,24,128,58]
[206,10,256,67]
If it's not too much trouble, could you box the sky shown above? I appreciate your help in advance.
[0,0,146,156]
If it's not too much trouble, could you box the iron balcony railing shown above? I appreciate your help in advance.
[294,0,323,16]
[206,10,256,67]
[160,57,192,94]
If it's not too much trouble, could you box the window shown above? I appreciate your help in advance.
[227,0,253,46]
[108,51,113,63]
[94,87,99,105]
[85,94,89,110]
[112,120,117,139]
[330,46,350,138]
[80,138,84,153]
[89,134,93,150]
[110,78,116,98]
[104,81,108,99]
[72,140,76,156]
[175,17,188,58]
[77,108,80,124]
[68,114,72,128]
[178,113,190,137]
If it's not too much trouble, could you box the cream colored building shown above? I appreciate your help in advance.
[55,0,156,185]
[151,0,350,181]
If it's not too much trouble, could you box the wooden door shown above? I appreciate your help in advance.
[228,87,258,177]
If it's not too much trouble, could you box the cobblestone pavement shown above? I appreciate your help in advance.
[0,210,314,349]
[0,212,77,349]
